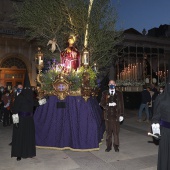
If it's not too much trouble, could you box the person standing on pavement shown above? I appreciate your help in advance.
[151,83,159,113]
[137,85,151,123]
[0,86,5,123]
[1,90,11,127]
[8,84,23,146]
[147,86,154,120]
[100,79,124,152]
[151,60,170,170]
[11,73,36,161]
[11,72,46,161]
[11,88,36,160]
[158,86,164,95]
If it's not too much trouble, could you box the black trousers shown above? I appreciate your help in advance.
[3,108,10,126]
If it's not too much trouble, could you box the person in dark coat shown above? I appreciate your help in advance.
[0,86,5,122]
[100,79,124,152]
[1,90,11,126]
[137,85,151,123]
[11,72,43,161]
[11,72,46,161]
[8,84,23,146]
[151,84,159,115]
[11,76,36,161]
[151,60,170,170]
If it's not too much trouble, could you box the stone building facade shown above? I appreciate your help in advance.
[0,0,37,89]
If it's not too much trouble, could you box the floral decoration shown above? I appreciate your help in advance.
[40,64,97,92]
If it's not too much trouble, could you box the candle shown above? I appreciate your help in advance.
[84,54,87,64]
[38,56,43,65]
[135,66,137,80]
[136,63,138,80]
[128,71,130,80]
[130,68,132,80]
[94,63,97,72]
[117,74,119,80]
[133,66,135,80]
[139,63,142,77]
[84,53,89,65]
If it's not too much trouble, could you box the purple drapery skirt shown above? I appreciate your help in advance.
[34,96,104,151]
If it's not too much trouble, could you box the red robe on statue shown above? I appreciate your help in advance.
[60,46,80,72]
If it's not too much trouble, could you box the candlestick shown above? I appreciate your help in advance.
[94,62,97,72]
[117,74,119,80]
[139,63,142,78]
[136,63,138,80]
[84,54,87,64]
[38,56,43,65]
[135,66,137,80]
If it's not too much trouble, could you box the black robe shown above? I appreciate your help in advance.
[11,88,36,158]
[152,83,170,170]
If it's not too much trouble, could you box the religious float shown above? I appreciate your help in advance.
[33,36,104,151]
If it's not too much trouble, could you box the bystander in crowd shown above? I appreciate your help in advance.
[137,85,151,123]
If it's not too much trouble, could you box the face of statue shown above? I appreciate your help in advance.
[68,38,75,46]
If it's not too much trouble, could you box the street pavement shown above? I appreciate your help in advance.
[0,109,158,170]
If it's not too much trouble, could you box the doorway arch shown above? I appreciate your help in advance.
[0,57,27,90]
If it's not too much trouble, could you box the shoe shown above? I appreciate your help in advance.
[17,157,21,161]
[105,148,111,152]
[9,142,12,146]
[137,119,142,123]
[113,145,119,152]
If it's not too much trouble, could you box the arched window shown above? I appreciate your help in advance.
[0,57,26,68]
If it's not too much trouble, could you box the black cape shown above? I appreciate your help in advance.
[11,88,36,158]
[152,83,170,170]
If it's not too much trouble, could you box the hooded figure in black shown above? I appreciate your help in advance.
[152,60,170,170]
[11,72,36,161]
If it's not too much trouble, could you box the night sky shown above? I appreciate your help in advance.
[112,0,170,33]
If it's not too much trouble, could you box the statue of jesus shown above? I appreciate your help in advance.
[60,35,80,73]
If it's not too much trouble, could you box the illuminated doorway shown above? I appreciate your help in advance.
[0,57,27,89]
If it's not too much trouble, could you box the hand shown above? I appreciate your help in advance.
[119,116,124,122]
[4,102,10,108]
[38,98,47,105]
[12,114,19,124]
[151,123,161,139]
[109,102,116,106]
